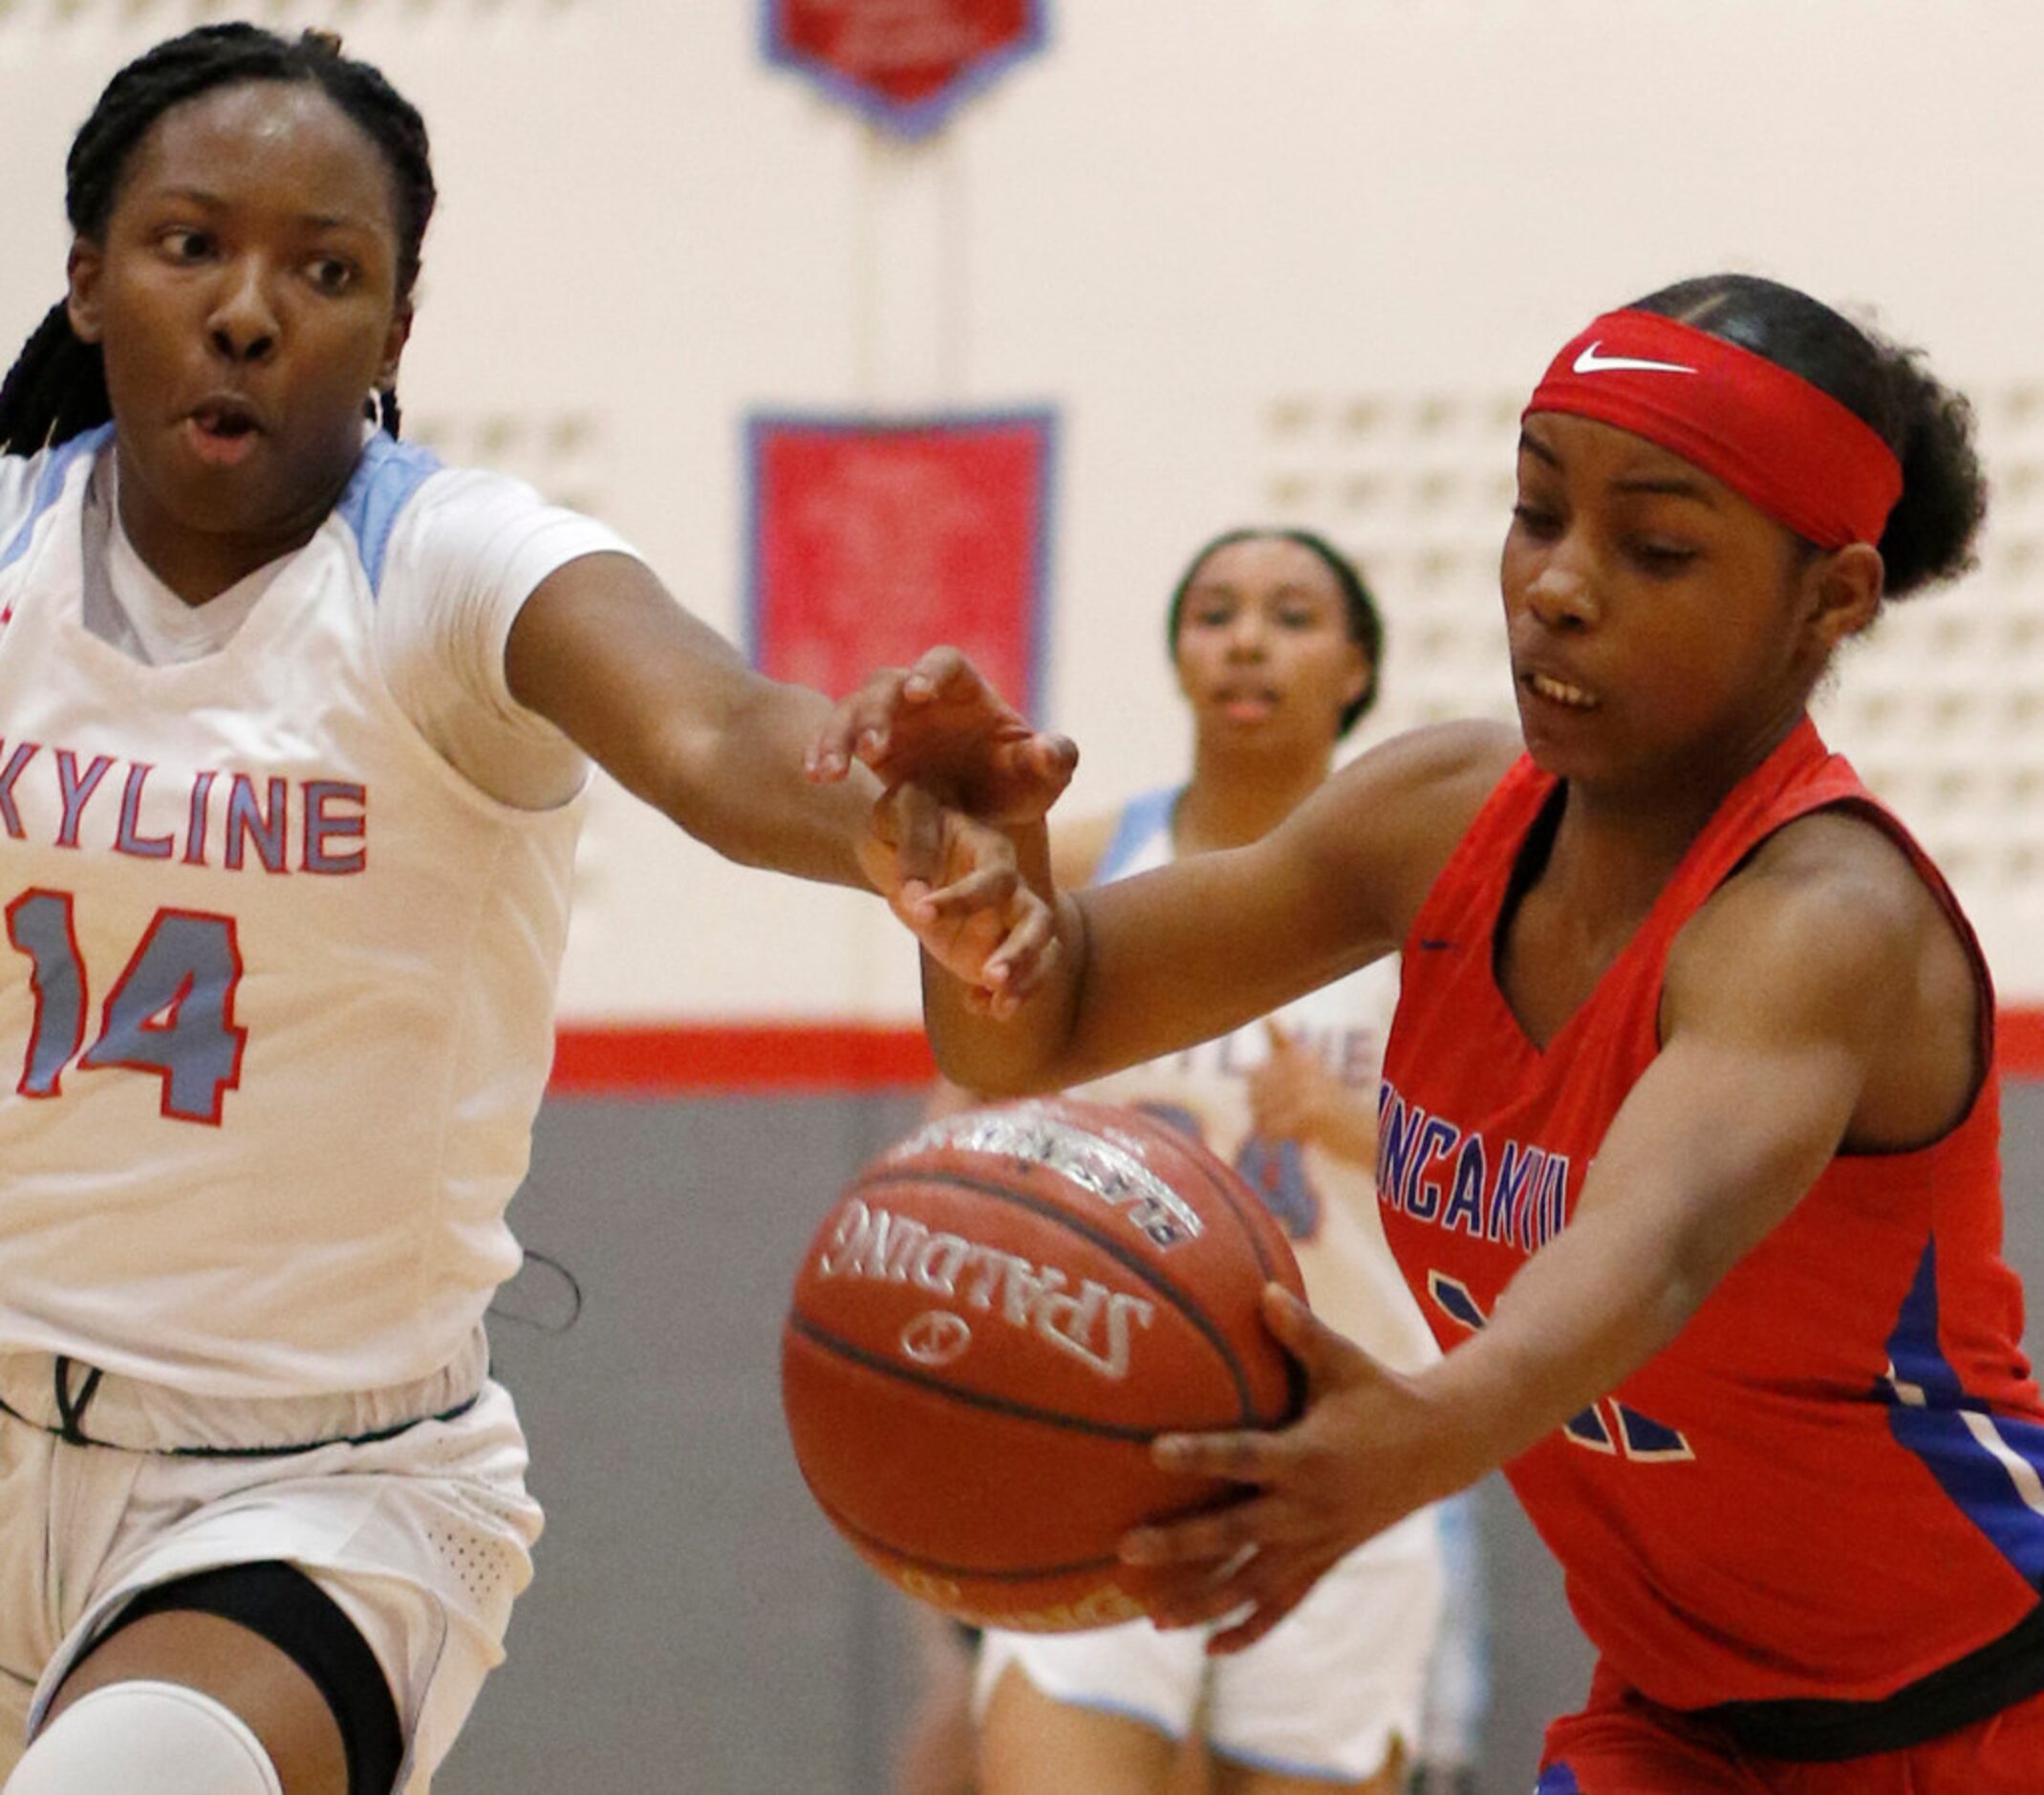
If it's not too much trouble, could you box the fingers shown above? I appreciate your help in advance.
[983,895,1061,1007]
[1013,730,1081,800]
[1130,1539,1331,1648]
[1262,1284,1369,1390]
[1205,1568,1323,1655]
[857,650,982,766]
[907,645,984,707]
[1121,1495,1264,1569]
[892,824,1060,1014]
[1146,1425,1282,1490]
[807,666,914,783]
[876,785,946,889]
[806,649,988,781]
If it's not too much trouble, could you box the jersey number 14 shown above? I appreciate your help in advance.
[7,889,245,1125]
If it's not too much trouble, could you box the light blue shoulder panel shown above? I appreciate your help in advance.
[335,432,444,599]
[1093,787,1180,884]
[0,423,116,573]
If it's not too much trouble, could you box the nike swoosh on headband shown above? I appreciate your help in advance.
[1572,342,1698,376]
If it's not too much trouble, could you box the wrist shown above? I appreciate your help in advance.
[1407,1343,1529,1495]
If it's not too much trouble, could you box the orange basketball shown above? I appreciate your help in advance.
[780,1094,1306,1633]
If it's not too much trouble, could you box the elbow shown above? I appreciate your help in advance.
[926,1033,1065,1101]
[1651,1231,1734,1349]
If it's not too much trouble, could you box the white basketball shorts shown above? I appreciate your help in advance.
[0,1330,539,1793]
[976,1504,1443,1782]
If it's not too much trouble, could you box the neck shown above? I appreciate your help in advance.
[112,445,347,607]
[1173,739,1335,854]
[1547,707,1810,929]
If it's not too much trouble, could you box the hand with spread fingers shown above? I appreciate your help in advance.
[1121,1284,1477,1656]
[1247,1018,1381,1167]
[862,783,1061,1018]
[807,646,1078,825]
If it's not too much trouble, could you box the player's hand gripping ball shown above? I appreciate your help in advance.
[781,1096,1307,1632]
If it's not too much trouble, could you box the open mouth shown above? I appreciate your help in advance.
[1523,670,1598,712]
[1215,687,1279,722]
[192,400,258,438]
[185,400,262,465]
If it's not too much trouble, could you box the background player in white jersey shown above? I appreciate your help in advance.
[0,25,1060,1795]
[913,531,1472,1795]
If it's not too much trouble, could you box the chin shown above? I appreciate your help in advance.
[1515,710,1606,782]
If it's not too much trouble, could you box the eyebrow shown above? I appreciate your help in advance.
[151,186,372,233]
[1517,427,1720,506]
[1186,582,1327,602]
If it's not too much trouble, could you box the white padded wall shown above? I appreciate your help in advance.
[1,4,2039,1014]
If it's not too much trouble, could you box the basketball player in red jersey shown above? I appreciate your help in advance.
[815,273,2044,1791]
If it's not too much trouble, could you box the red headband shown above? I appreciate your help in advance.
[1523,310,1903,550]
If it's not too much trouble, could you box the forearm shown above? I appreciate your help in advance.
[921,822,1084,1092]
[1409,1030,1852,1485]
[506,558,883,888]
[643,678,874,889]
[1412,1192,1717,1487]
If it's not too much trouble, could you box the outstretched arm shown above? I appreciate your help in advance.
[821,653,1508,1096]
[1120,813,1978,1651]
[505,557,1053,998]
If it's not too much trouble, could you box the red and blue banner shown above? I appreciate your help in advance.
[745,409,1056,720]
[763,0,1047,138]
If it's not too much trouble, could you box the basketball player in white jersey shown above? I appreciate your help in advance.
[946,531,1460,1795]
[0,26,1058,1795]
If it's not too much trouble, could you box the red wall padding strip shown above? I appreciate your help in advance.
[549,1023,937,1094]
[551,1009,2044,1096]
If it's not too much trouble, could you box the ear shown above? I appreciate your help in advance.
[1801,541,1884,655]
[65,238,105,345]
[377,302,414,391]
[1341,645,1372,717]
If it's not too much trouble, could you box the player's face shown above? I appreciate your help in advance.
[64,79,412,594]
[1502,414,1824,792]
[1173,538,1368,752]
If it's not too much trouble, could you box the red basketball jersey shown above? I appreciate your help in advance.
[1377,714,2044,1711]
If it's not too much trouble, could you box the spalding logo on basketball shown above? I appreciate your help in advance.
[780,1094,1307,1633]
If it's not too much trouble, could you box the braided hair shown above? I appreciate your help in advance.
[0,24,435,454]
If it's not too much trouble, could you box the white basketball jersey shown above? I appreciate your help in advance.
[1069,790,1436,1373]
[0,428,584,1396]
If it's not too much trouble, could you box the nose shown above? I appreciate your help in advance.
[1223,610,1270,658]
[1522,551,1598,632]
[207,259,280,365]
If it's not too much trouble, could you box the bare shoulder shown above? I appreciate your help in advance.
[1314,719,1521,857]
[1282,718,1523,941]
[1357,716,1522,789]
[1672,806,1974,1036]
[1725,808,1950,946]
[1049,810,1123,890]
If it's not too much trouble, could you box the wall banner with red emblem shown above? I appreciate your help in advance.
[745,409,1056,719]
[763,0,1047,139]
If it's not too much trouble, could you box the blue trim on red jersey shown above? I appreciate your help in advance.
[334,433,441,599]
[1883,1237,2044,1584]
[1094,787,1177,882]
[1535,1764,1582,1793]
[0,425,114,573]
